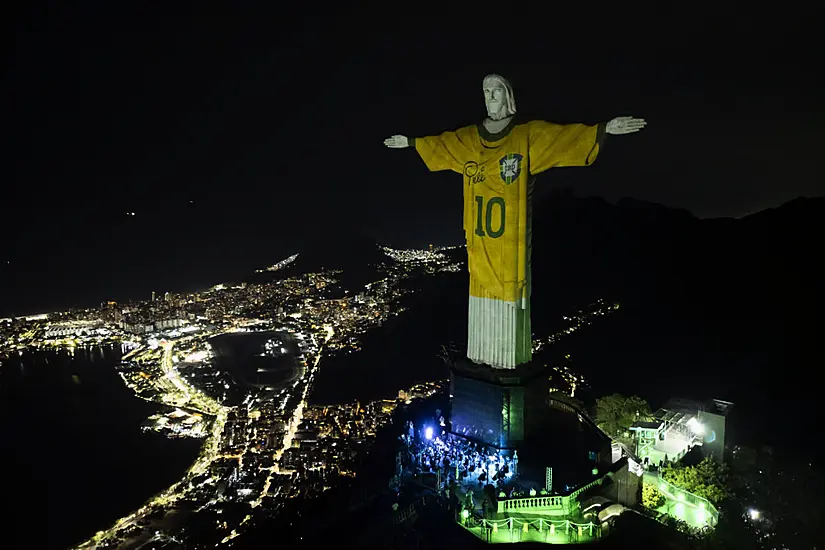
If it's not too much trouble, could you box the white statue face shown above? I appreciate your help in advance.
[483,83,507,119]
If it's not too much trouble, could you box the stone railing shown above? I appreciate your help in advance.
[643,472,719,527]
[496,476,604,515]
[393,495,433,525]
[570,477,604,499]
[497,494,576,515]
[500,495,564,512]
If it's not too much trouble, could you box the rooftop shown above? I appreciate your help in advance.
[654,409,695,426]
[661,397,734,417]
[705,399,734,416]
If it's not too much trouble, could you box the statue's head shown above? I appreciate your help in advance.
[483,74,517,121]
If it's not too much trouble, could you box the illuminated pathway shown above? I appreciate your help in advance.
[276,324,333,465]
[161,342,190,398]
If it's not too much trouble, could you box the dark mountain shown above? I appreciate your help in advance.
[525,195,823,452]
[529,193,822,324]
[250,223,390,289]
[293,224,389,272]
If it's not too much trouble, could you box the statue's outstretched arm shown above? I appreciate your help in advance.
[384,130,471,174]
[527,116,647,174]
[528,121,606,173]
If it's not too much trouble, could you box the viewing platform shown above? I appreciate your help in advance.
[460,515,602,544]
[393,492,604,544]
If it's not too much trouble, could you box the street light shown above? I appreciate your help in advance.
[686,417,705,436]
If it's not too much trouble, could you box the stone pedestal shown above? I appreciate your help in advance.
[448,358,548,449]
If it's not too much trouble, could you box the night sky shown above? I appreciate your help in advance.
[3,5,822,315]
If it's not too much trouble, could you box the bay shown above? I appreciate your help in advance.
[0,345,202,549]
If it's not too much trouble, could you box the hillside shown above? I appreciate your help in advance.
[525,195,823,451]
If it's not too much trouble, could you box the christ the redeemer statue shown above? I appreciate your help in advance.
[384,75,646,369]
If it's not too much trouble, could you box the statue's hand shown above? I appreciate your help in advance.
[383,134,410,148]
[606,116,647,135]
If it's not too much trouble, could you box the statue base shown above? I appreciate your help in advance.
[448,357,549,450]
[448,357,615,490]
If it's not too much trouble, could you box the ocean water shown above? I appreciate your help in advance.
[0,345,202,549]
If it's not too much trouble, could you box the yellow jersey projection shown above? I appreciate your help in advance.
[412,119,604,304]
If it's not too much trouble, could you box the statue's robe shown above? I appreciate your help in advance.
[412,118,605,369]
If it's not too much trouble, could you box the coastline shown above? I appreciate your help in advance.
[75,326,333,548]
[74,340,228,549]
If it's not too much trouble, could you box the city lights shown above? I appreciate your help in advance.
[0,245,464,548]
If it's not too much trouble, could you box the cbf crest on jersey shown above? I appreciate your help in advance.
[499,153,523,185]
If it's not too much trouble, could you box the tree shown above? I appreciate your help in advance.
[594,393,652,439]
[661,457,728,506]
[642,483,666,509]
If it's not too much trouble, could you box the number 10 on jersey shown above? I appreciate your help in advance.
[474,195,506,238]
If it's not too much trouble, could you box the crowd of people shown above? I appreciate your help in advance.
[400,419,518,493]
[393,414,559,522]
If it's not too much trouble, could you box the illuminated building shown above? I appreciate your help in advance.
[631,397,734,467]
